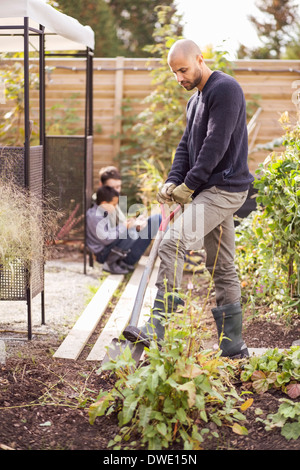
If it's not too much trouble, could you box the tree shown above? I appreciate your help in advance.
[56,0,121,57]
[107,0,182,57]
[116,6,185,205]
[117,6,235,207]
[284,24,300,58]
[56,0,182,58]
[238,0,299,59]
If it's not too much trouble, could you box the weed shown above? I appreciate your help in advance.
[241,346,300,398]
[257,398,300,440]
[0,152,60,278]
[88,296,248,450]
[236,116,300,319]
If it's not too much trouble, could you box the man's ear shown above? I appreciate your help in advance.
[196,54,204,66]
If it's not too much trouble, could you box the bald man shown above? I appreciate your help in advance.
[123,39,253,359]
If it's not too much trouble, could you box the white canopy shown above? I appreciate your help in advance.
[0,0,95,52]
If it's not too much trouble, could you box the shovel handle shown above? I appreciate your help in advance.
[128,204,181,327]
[160,203,181,231]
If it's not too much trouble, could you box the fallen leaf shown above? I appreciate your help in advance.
[240,398,253,411]
[232,422,248,436]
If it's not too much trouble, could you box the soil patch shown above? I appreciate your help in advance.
[0,245,300,452]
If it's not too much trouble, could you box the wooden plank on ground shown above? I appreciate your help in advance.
[86,258,159,361]
[137,259,159,327]
[53,274,124,360]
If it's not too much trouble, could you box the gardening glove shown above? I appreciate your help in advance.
[171,183,194,205]
[157,182,177,204]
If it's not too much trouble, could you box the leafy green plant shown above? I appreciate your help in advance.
[0,53,39,146]
[241,346,300,398]
[210,46,234,75]
[0,158,60,277]
[88,294,249,450]
[116,6,187,207]
[0,54,85,147]
[257,398,300,441]
[236,116,300,318]
[117,7,260,209]
[46,94,83,136]
[255,119,300,297]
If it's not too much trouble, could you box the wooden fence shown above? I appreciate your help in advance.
[2,57,300,187]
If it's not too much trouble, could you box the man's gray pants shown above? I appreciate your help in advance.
[156,186,248,306]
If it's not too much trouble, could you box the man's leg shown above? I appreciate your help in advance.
[155,187,247,294]
[204,215,249,358]
[123,187,247,347]
[204,215,241,306]
[95,237,135,264]
[95,237,136,274]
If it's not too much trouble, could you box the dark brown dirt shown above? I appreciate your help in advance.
[0,247,300,452]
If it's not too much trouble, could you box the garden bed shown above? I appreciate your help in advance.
[0,245,299,451]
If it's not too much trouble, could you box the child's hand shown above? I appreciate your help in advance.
[126,217,147,232]
[126,217,136,229]
[135,217,147,232]
[101,202,116,214]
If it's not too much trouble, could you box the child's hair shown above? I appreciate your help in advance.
[96,185,119,205]
[99,166,121,184]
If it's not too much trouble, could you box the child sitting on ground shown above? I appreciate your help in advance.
[86,186,160,275]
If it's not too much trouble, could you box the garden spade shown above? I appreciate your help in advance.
[101,204,181,366]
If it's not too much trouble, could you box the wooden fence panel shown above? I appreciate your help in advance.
[1,57,299,186]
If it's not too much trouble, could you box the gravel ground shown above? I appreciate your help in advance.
[0,254,103,341]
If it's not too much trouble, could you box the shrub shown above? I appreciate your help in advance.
[117,7,235,208]
[89,293,248,450]
[236,116,300,318]
[0,155,60,276]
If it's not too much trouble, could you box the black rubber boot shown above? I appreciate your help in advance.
[123,292,184,348]
[103,247,131,275]
[212,302,249,359]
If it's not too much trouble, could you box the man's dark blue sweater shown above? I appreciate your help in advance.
[166,70,254,195]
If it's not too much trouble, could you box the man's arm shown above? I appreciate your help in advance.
[165,125,191,185]
[165,95,197,185]
[184,82,245,191]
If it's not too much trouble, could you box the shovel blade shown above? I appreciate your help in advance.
[101,338,126,364]
[130,341,145,363]
[101,338,145,366]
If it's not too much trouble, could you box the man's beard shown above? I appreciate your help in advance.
[181,70,202,90]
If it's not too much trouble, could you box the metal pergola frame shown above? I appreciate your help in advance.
[0,16,94,339]
[44,46,94,275]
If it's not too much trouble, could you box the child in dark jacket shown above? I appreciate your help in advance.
[86,186,160,274]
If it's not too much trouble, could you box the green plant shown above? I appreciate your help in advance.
[88,293,249,450]
[210,46,234,75]
[257,398,300,440]
[236,116,300,318]
[254,119,300,298]
[0,158,60,276]
[0,53,39,146]
[116,6,188,207]
[46,94,83,136]
[241,346,300,398]
[0,54,84,146]
[236,210,292,318]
